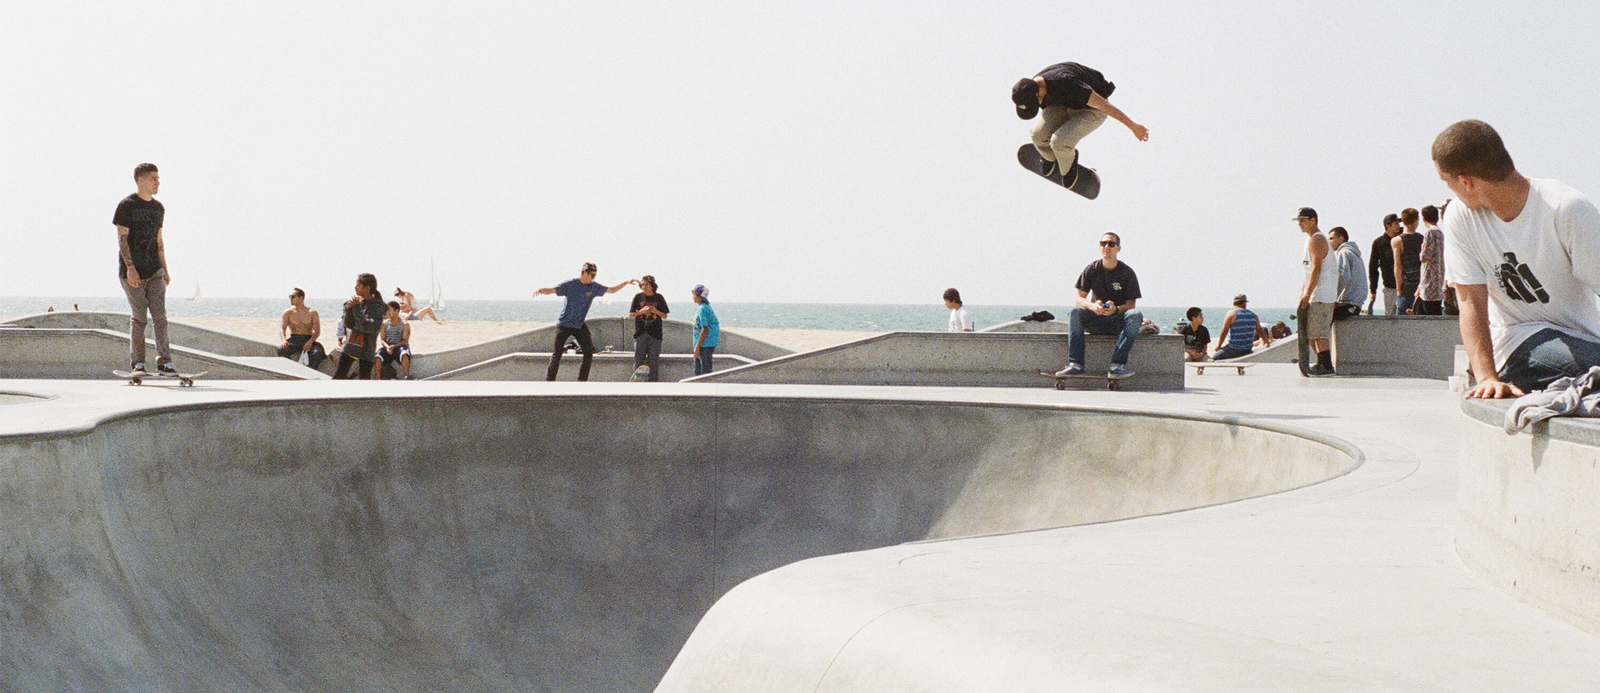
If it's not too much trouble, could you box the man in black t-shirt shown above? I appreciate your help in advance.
[114,163,175,374]
[1011,62,1150,180]
[627,275,671,382]
[1055,232,1144,379]
[1176,307,1210,362]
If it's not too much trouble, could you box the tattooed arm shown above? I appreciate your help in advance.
[117,224,141,289]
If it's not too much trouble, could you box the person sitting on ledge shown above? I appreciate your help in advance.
[277,287,326,369]
[1055,232,1141,379]
[1436,119,1600,399]
[1213,294,1271,361]
[1176,307,1209,362]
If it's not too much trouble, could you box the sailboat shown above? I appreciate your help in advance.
[188,281,202,302]
[429,257,446,313]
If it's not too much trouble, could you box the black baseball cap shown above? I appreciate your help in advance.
[1012,78,1040,120]
[1292,207,1317,221]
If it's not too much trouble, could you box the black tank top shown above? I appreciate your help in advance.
[1399,233,1423,293]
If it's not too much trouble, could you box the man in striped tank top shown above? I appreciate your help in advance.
[1213,294,1271,360]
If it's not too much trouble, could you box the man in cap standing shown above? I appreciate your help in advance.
[1296,207,1338,376]
[1011,62,1149,184]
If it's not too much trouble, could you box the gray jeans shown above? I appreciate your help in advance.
[120,269,171,367]
[1031,106,1108,167]
[633,334,663,381]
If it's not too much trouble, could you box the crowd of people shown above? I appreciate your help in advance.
[113,117,1600,398]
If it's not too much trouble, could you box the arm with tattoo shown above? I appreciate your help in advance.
[117,225,140,288]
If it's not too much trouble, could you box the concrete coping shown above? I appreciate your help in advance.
[1461,396,1600,448]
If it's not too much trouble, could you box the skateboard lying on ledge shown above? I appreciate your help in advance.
[1017,144,1102,200]
[1192,362,1256,375]
[1039,371,1134,391]
[113,370,207,387]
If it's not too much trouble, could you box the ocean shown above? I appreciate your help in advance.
[0,297,1297,335]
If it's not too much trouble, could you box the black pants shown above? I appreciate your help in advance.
[277,334,327,369]
[1332,303,1362,321]
[1413,299,1443,316]
[546,324,596,381]
[333,352,374,379]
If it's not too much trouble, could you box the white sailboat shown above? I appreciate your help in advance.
[188,281,202,302]
[429,257,446,313]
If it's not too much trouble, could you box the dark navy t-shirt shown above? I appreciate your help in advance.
[1036,62,1115,110]
[555,278,609,328]
[1075,260,1141,306]
[113,194,165,280]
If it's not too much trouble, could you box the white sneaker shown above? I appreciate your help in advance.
[1054,362,1086,377]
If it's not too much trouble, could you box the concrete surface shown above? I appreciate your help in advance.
[1457,399,1600,636]
[0,328,307,380]
[0,370,1596,691]
[425,351,755,381]
[1334,315,1461,379]
[687,332,1187,391]
[3,311,283,359]
[405,317,790,379]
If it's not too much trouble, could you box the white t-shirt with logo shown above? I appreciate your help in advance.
[948,306,974,332]
[1443,177,1600,369]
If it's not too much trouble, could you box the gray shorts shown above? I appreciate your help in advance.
[1305,302,1334,340]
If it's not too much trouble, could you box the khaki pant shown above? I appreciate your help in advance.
[120,269,171,367]
[1031,106,1108,166]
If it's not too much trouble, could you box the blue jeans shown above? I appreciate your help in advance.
[1068,307,1142,366]
[694,346,716,376]
[1213,345,1253,361]
[1499,328,1600,392]
[1396,295,1415,315]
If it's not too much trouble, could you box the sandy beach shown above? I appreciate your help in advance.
[174,317,877,354]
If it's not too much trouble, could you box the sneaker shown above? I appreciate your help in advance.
[1307,364,1335,377]
[130,362,147,374]
[1107,364,1136,379]
[1054,362,1086,377]
[157,362,178,375]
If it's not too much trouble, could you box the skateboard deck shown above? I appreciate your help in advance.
[1038,371,1133,391]
[628,364,650,382]
[1017,144,1101,200]
[1295,306,1311,376]
[113,370,208,387]
[1192,362,1256,375]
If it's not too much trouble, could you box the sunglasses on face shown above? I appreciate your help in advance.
[1100,240,1119,247]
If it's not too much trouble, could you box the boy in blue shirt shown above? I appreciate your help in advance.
[535,262,635,381]
[692,284,720,375]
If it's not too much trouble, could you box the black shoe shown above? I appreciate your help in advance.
[1307,364,1335,377]
[157,362,178,375]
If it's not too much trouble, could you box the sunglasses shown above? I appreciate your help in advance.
[1100,240,1119,247]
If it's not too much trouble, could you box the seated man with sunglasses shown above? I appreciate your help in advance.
[1056,232,1143,380]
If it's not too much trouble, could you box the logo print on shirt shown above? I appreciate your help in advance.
[1497,252,1550,304]
[1111,282,1122,291]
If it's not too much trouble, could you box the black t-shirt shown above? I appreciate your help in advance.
[1178,323,1211,351]
[1036,62,1115,110]
[630,292,670,340]
[1398,233,1423,293]
[113,193,165,280]
[1368,234,1396,289]
[1075,259,1141,306]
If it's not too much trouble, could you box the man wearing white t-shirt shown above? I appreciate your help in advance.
[1435,119,1600,399]
[943,288,974,332]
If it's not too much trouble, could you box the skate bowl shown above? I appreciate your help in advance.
[0,392,1357,692]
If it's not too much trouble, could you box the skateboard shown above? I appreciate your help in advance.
[628,364,650,382]
[1295,306,1311,376]
[1039,371,1134,391]
[1193,362,1256,375]
[1017,144,1102,200]
[113,369,207,387]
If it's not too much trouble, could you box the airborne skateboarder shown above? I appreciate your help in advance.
[1011,62,1150,187]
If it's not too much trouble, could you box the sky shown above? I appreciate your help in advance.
[4,0,1599,307]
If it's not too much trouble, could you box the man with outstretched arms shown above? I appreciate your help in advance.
[115,163,175,374]
[1011,62,1149,180]
[534,262,636,382]
[1436,119,1600,399]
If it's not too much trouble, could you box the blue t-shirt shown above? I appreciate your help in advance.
[554,278,608,328]
[694,302,720,347]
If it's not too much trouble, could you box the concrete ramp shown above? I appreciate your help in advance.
[425,351,756,381]
[0,328,309,380]
[405,318,791,379]
[3,311,281,358]
[0,393,1354,692]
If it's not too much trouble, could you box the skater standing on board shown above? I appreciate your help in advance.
[1011,62,1150,181]
[535,263,636,381]
[115,163,176,375]
[1054,232,1143,380]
